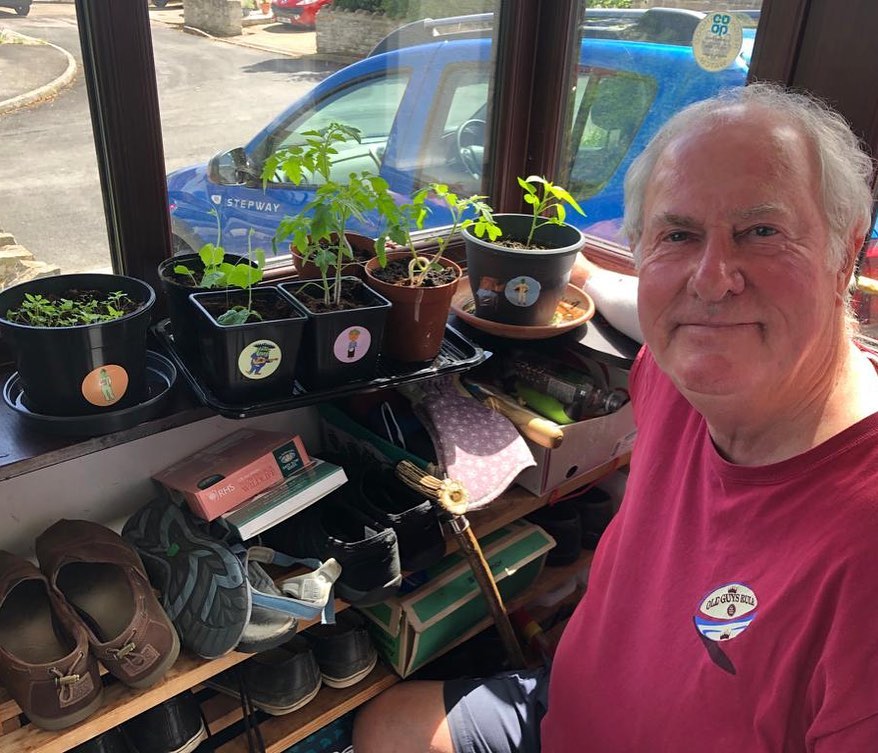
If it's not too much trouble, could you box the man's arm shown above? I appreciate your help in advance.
[570,253,643,344]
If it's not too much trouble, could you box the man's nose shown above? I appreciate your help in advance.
[687,234,745,302]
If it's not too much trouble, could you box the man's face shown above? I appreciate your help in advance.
[636,110,849,408]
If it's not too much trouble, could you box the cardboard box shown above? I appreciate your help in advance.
[514,362,636,498]
[358,519,555,678]
[153,429,310,520]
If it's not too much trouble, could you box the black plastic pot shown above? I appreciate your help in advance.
[462,214,584,326]
[279,277,391,388]
[190,286,308,403]
[0,273,155,416]
[157,252,257,357]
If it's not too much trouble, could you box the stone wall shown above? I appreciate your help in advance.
[0,231,59,291]
[316,8,399,59]
[630,0,759,9]
[184,0,243,37]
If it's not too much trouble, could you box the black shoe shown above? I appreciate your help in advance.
[303,610,378,688]
[526,502,581,566]
[122,690,208,753]
[205,635,322,715]
[354,465,446,573]
[71,728,135,753]
[122,490,251,659]
[569,487,615,550]
[262,492,401,607]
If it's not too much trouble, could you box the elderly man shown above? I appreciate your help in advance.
[353,83,878,752]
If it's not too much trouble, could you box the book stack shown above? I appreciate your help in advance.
[221,457,347,541]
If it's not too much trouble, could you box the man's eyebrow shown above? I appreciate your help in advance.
[733,203,783,220]
[658,213,701,228]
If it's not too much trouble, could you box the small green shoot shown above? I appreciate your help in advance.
[518,175,585,247]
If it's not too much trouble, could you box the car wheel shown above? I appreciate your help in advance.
[15,4,30,15]
[152,0,169,7]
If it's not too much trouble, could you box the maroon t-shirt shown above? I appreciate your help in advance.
[542,347,878,752]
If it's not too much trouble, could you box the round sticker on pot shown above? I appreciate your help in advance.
[334,326,371,363]
[505,276,541,307]
[81,364,128,407]
[692,11,743,72]
[238,340,282,379]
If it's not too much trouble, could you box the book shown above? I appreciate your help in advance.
[153,430,310,521]
[221,457,347,541]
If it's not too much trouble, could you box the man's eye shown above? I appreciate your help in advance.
[664,231,690,243]
[751,226,778,237]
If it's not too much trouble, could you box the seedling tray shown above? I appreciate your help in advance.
[153,319,486,419]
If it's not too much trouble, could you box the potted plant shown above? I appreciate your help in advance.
[0,273,155,416]
[266,123,391,387]
[363,183,497,362]
[157,208,260,356]
[461,176,586,326]
[188,233,309,402]
[263,123,376,281]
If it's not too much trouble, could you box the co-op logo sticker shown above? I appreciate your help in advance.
[333,326,371,363]
[238,340,281,379]
[694,582,758,642]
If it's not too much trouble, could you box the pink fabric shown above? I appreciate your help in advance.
[542,347,878,752]
[414,377,535,511]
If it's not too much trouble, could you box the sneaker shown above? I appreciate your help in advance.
[0,551,103,731]
[121,690,207,753]
[303,610,377,689]
[235,545,340,654]
[36,519,180,689]
[122,490,251,659]
[205,635,322,715]
[71,728,134,753]
[526,502,581,567]
[262,492,401,607]
[354,465,446,573]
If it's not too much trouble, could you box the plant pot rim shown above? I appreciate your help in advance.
[190,285,309,327]
[462,213,585,256]
[280,276,392,317]
[363,250,462,289]
[0,272,156,332]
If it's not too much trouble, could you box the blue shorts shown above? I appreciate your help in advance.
[443,665,550,753]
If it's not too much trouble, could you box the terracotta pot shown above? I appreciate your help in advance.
[291,232,375,281]
[364,251,461,363]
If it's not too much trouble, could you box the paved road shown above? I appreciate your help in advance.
[0,3,339,273]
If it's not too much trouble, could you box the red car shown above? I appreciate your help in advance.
[271,0,331,28]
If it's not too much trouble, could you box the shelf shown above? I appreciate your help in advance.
[154,319,486,419]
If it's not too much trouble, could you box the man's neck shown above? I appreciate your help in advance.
[697,342,878,466]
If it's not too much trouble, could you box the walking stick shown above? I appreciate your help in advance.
[395,460,527,669]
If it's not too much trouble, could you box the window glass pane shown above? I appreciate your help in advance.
[154,1,498,262]
[560,3,761,248]
[0,4,112,287]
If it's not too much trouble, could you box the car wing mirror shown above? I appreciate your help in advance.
[207,147,261,186]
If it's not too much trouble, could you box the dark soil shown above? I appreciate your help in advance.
[370,259,458,287]
[292,278,378,314]
[200,290,295,324]
[492,239,550,251]
[5,288,143,326]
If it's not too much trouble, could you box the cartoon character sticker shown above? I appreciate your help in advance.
[237,340,282,380]
[505,276,541,307]
[333,326,371,363]
[81,364,129,407]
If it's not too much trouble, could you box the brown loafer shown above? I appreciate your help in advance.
[0,550,103,730]
[36,519,180,689]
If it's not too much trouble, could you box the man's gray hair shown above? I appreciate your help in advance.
[622,82,875,270]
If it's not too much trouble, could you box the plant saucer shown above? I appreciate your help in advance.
[3,350,177,437]
[451,280,594,340]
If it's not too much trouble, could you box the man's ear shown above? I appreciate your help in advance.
[838,232,865,292]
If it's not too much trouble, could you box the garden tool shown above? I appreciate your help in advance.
[395,460,527,669]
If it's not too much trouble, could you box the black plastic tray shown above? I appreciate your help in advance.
[153,318,486,418]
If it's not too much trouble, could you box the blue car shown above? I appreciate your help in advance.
[167,10,753,257]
